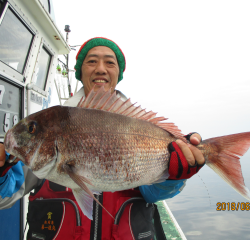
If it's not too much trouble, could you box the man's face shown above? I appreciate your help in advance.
[81,46,119,96]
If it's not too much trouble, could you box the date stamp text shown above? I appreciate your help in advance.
[216,202,250,211]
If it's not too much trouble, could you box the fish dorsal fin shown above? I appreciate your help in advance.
[77,86,186,141]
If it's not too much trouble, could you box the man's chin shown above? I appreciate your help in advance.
[93,83,110,91]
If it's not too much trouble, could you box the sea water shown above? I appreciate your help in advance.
[166,146,250,240]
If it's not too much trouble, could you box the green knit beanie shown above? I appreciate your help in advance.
[75,37,126,83]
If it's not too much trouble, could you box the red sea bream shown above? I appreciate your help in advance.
[4,86,250,219]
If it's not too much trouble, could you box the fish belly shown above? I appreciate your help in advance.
[57,131,171,192]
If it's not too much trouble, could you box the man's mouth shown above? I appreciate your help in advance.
[92,79,108,83]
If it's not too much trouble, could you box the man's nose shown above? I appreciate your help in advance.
[95,61,107,74]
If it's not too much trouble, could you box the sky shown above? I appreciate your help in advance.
[50,1,250,239]
[51,0,250,139]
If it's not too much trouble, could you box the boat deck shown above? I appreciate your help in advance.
[156,201,187,240]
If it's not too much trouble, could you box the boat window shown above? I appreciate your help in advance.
[33,46,52,90]
[0,7,34,74]
[40,0,50,13]
[0,0,7,18]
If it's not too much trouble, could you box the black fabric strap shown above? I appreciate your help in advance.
[49,181,66,192]
[0,161,17,176]
[153,204,167,240]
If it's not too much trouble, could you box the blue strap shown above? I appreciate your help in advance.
[139,179,186,203]
[0,161,25,198]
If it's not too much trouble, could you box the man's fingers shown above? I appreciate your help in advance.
[176,139,195,166]
[188,144,205,165]
[176,139,205,166]
[190,133,201,145]
[0,144,5,167]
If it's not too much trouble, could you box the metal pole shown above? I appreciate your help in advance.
[64,25,72,97]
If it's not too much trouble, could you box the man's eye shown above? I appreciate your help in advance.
[88,60,96,63]
[107,61,115,65]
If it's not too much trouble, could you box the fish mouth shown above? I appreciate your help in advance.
[4,130,24,163]
[4,130,16,153]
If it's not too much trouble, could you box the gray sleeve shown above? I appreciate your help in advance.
[0,165,43,209]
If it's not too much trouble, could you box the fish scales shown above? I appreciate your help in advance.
[54,107,172,191]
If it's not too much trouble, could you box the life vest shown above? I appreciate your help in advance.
[26,180,165,240]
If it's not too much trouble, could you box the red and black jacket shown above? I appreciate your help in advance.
[27,180,165,240]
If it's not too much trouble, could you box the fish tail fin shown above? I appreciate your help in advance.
[203,132,250,200]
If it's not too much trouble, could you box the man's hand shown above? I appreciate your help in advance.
[0,144,5,167]
[175,133,205,166]
[168,133,205,180]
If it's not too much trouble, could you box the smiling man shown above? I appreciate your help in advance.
[81,46,119,94]
[0,37,204,240]
[75,37,126,96]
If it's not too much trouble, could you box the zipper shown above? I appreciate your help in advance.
[93,194,99,240]
[90,193,103,240]
[35,198,81,226]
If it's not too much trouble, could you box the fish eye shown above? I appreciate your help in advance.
[27,122,37,134]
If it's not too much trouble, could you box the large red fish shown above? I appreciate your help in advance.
[4,86,250,219]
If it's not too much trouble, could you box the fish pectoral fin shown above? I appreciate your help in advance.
[72,189,94,220]
[63,164,96,197]
[64,164,114,220]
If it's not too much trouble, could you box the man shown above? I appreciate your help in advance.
[0,37,204,239]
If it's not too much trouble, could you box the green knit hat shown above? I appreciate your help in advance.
[75,37,126,83]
